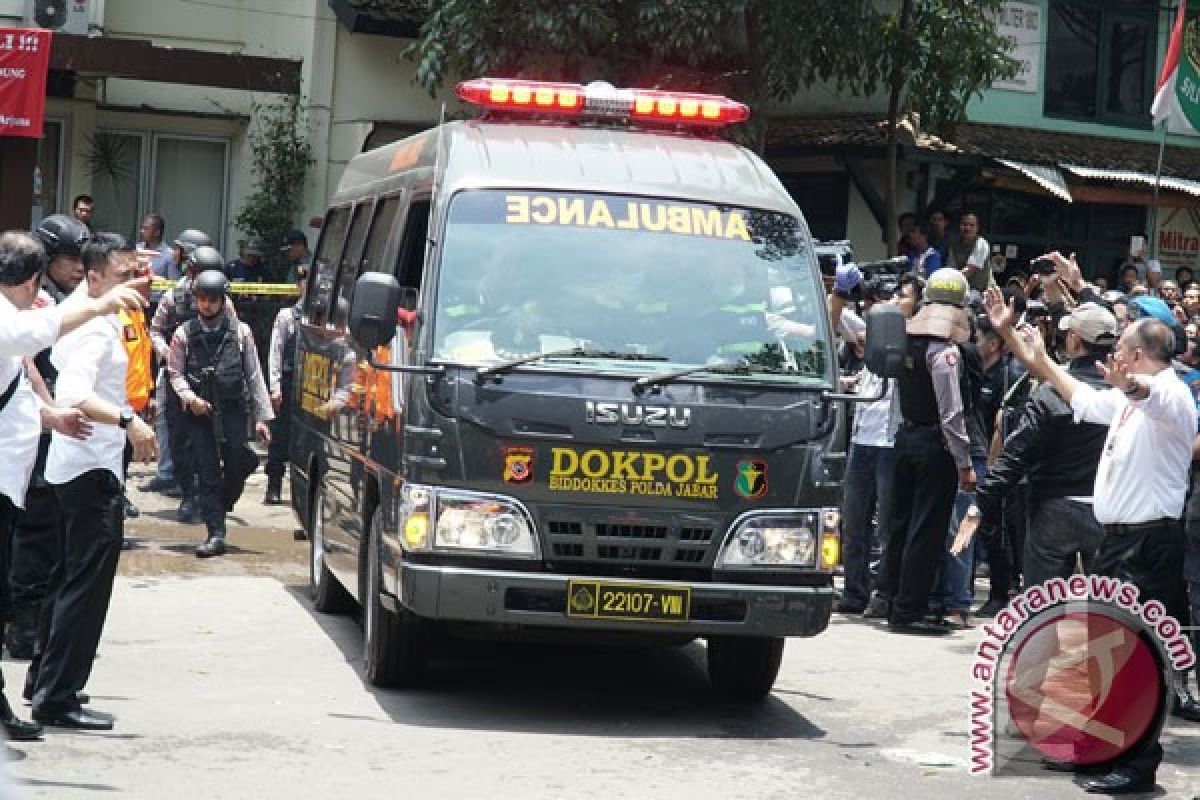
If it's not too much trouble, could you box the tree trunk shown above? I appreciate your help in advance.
[883,0,914,258]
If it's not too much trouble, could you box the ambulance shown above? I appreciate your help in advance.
[291,77,903,698]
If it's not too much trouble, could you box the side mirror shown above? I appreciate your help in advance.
[349,272,402,350]
[863,303,906,379]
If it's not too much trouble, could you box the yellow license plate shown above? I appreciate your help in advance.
[566,580,691,622]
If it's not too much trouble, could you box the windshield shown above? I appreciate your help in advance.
[431,190,832,385]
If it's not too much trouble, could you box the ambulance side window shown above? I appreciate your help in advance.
[305,206,350,328]
[395,201,430,290]
[331,201,373,330]
[360,194,402,276]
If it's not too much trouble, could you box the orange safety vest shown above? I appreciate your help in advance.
[119,308,154,413]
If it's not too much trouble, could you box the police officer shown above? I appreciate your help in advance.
[877,267,975,636]
[150,233,218,522]
[264,263,307,504]
[7,215,92,659]
[167,268,273,557]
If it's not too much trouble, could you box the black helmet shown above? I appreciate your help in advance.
[173,228,212,257]
[188,245,225,274]
[34,214,90,258]
[192,269,229,297]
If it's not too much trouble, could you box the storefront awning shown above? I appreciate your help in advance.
[995,159,1073,203]
[1060,164,1200,198]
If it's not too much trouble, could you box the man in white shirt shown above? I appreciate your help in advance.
[984,288,1193,795]
[134,213,173,278]
[26,235,157,732]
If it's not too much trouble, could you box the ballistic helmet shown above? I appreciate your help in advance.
[187,245,225,274]
[34,214,90,258]
[173,228,212,257]
[924,268,968,307]
[192,269,229,298]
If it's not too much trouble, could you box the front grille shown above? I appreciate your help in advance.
[540,507,724,575]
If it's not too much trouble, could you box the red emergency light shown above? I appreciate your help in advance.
[455,78,750,127]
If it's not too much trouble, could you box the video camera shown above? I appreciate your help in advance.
[815,240,910,303]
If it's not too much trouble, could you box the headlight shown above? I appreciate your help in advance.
[716,509,838,569]
[399,484,538,558]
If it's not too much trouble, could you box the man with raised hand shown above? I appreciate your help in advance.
[983,284,1193,795]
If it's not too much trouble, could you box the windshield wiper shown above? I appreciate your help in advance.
[631,359,790,395]
[475,348,668,382]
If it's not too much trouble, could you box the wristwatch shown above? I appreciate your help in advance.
[965,505,981,520]
[118,408,134,429]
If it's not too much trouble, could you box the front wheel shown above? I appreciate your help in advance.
[363,508,428,687]
[706,636,785,701]
[310,489,353,614]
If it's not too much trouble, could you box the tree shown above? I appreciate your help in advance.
[235,97,315,278]
[868,0,1019,254]
[404,1,1016,251]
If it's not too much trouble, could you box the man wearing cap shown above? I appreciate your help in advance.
[875,267,976,636]
[984,287,1193,795]
[954,303,1115,590]
[227,239,267,283]
[279,229,309,283]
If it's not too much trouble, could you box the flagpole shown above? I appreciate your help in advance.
[1151,120,1168,261]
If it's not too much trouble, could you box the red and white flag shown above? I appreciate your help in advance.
[1152,0,1200,135]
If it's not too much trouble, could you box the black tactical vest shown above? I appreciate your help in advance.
[897,335,941,426]
[281,303,301,374]
[184,317,245,405]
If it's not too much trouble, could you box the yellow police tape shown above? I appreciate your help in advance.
[150,279,299,297]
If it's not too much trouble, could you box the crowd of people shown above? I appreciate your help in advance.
[831,211,1200,794]
[0,199,309,739]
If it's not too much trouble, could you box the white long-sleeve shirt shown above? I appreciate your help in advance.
[45,287,129,486]
[1070,366,1194,525]
[267,305,299,395]
[0,292,58,507]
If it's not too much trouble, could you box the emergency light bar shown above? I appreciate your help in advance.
[455,78,750,127]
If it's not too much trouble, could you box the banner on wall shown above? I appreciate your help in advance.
[0,28,53,138]
[1155,206,1200,273]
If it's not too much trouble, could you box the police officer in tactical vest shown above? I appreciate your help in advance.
[264,263,307,504]
[150,234,217,523]
[6,215,91,659]
[876,267,976,636]
[167,268,273,557]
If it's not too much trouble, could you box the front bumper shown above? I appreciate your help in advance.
[393,562,833,637]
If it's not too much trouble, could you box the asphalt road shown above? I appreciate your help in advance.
[5,467,1199,799]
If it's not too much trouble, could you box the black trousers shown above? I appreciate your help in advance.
[1022,496,1104,589]
[878,424,959,623]
[265,376,292,483]
[27,469,123,715]
[185,400,249,535]
[165,385,195,499]
[1091,520,1187,781]
[9,442,62,640]
[0,494,15,692]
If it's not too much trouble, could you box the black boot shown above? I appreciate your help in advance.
[196,530,227,558]
[0,692,42,741]
[263,476,282,506]
[177,496,199,524]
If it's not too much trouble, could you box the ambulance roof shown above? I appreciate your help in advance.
[335,120,800,217]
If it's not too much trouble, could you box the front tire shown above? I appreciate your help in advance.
[363,508,427,687]
[310,489,353,613]
[706,636,785,701]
